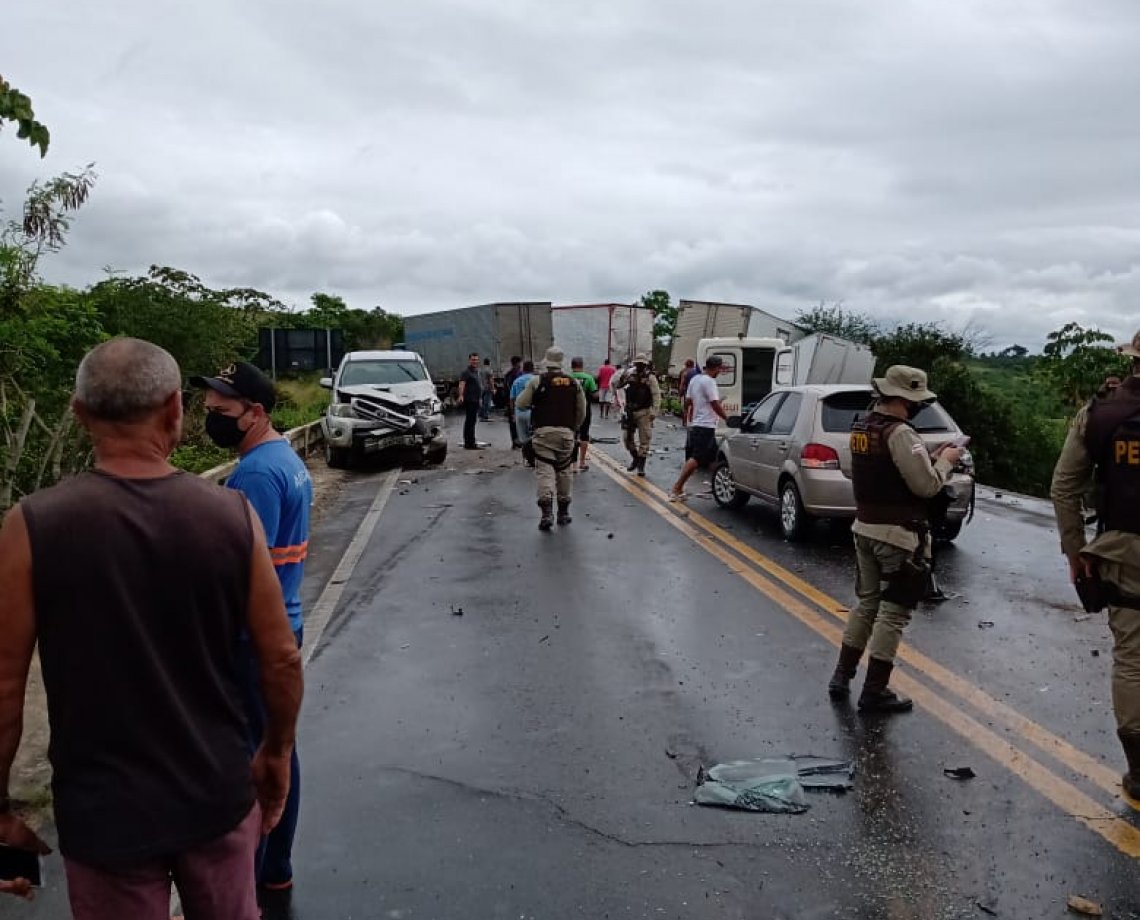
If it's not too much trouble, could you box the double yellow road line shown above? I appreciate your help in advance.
[591,449,1140,859]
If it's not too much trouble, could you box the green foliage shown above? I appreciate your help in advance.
[0,76,50,157]
[642,290,676,343]
[795,303,880,345]
[871,322,970,374]
[1035,322,1129,408]
[274,293,404,350]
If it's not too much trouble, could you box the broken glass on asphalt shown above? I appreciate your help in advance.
[694,755,854,814]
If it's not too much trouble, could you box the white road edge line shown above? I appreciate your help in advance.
[302,468,401,665]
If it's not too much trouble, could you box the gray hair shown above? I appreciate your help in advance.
[75,338,182,422]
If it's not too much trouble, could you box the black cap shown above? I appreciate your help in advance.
[190,362,277,412]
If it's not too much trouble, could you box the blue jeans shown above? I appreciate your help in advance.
[480,389,494,419]
[515,408,533,444]
[238,627,302,887]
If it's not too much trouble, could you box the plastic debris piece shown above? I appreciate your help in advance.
[450,605,464,617]
[976,902,997,916]
[1066,895,1103,916]
[694,756,855,814]
[944,767,976,780]
[977,621,995,629]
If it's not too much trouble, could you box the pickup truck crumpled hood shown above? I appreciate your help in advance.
[336,381,435,405]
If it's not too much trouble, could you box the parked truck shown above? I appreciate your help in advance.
[669,301,804,375]
[551,303,655,372]
[696,332,874,420]
[403,302,553,398]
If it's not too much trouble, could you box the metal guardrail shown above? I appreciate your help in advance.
[198,421,324,484]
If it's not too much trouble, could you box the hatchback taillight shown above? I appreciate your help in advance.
[801,443,840,470]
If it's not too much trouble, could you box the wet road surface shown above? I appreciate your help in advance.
[5,413,1139,918]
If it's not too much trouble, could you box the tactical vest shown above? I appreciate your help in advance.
[1085,378,1140,535]
[625,372,654,411]
[531,372,579,430]
[851,411,929,525]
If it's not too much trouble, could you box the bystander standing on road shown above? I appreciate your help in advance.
[615,354,661,476]
[569,356,599,471]
[597,359,617,420]
[678,359,699,427]
[457,353,484,450]
[827,365,961,713]
[511,360,537,466]
[503,356,524,448]
[192,361,312,901]
[479,358,496,421]
[610,363,626,414]
[0,338,302,918]
[669,356,727,501]
[516,348,586,529]
[1051,330,1140,802]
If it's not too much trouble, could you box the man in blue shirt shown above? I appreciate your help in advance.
[510,360,537,466]
[192,361,312,900]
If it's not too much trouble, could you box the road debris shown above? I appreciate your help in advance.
[450,605,464,617]
[1066,895,1103,916]
[977,621,995,629]
[943,767,976,780]
[975,902,997,916]
[538,635,550,643]
[694,756,854,814]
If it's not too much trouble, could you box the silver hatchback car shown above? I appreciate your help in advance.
[712,384,975,542]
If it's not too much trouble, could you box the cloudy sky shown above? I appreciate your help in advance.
[4,0,1139,348]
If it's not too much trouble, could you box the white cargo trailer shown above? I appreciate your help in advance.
[669,301,803,374]
[551,303,655,372]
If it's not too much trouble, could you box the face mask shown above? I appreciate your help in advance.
[205,410,248,449]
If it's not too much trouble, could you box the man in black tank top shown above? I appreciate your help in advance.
[0,339,302,918]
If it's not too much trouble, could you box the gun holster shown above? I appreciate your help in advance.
[882,556,931,608]
[1076,569,1140,613]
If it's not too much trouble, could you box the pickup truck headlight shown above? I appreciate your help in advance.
[329,403,356,418]
[414,399,442,417]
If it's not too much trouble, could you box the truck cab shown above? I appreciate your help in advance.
[695,337,785,419]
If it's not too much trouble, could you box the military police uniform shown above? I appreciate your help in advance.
[1051,331,1140,800]
[616,355,661,476]
[828,366,958,713]
[515,347,587,530]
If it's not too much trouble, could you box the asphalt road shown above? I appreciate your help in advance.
[4,412,1139,919]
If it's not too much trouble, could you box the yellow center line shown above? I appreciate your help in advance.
[592,451,1140,859]
[595,449,1122,799]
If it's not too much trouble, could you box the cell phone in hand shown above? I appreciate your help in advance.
[0,844,43,887]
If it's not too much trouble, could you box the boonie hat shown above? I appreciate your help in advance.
[542,347,565,369]
[872,365,936,404]
[190,361,277,412]
[1118,330,1140,359]
[633,353,649,365]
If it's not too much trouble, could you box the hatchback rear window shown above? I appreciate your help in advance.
[821,391,954,433]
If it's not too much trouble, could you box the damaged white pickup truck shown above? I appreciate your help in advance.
[319,350,448,468]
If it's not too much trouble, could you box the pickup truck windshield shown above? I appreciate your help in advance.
[821,391,954,433]
[340,360,427,386]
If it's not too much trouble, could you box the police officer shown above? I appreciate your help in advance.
[828,366,963,712]
[515,347,587,530]
[615,353,661,476]
[1051,330,1140,801]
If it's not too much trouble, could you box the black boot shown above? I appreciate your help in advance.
[557,500,572,526]
[636,456,647,477]
[1118,729,1140,801]
[538,500,554,531]
[828,644,864,701]
[858,657,913,713]
[627,454,639,472]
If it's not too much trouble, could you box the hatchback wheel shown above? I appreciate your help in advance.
[779,480,811,541]
[712,461,749,509]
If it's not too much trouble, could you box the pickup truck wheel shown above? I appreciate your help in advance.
[779,480,811,541]
[326,441,352,470]
[425,445,448,466]
[712,461,749,509]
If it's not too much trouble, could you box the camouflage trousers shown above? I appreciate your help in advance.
[532,427,576,504]
[623,409,654,459]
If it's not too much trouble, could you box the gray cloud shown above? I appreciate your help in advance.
[3,0,1139,349]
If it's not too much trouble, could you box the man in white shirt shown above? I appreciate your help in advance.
[670,356,728,501]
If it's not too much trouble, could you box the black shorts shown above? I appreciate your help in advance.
[685,426,718,466]
[578,405,592,442]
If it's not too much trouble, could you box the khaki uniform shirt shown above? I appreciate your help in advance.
[1050,405,1140,567]
[852,421,956,552]
[515,372,588,431]
[616,370,662,415]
